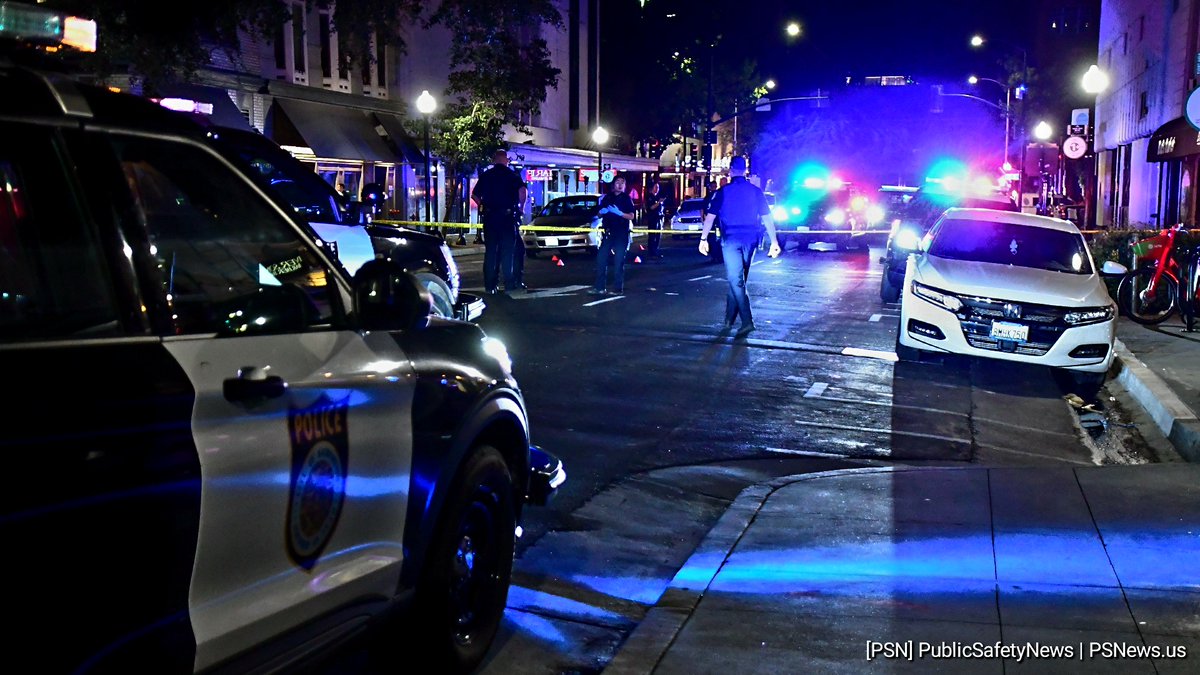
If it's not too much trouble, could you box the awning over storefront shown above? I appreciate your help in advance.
[507,144,659,173]
[152,84,254,132]
[372,113,428,164]
[1148,116,1200,162]
[269,98,398,163]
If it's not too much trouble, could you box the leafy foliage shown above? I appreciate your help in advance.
[43,1,421,91]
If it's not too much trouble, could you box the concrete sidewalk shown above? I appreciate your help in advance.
[600,318,1200,674]
[605,465,1200,674]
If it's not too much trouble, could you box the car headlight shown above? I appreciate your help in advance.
[482,337,512,374]
[912,281,963,312]
[866,205,885,225]
[1063,305,1115,326]
[772,206,789,222]
[893,227,922,251]
[824,208,846,226]
[439,243,460,300]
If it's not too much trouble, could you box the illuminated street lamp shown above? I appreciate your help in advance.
[765,79,776,90]
[969,75,1013,168]
[592,126,609,194]
[786,22,801,38]
[415,90,437,226]
[1033,120,1052,141]
[1082,65,1110,94]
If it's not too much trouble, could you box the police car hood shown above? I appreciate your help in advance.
[913,255,1111,307]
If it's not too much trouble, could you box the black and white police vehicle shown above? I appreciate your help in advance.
[0,6,561,673]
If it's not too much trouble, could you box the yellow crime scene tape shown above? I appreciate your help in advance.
[373,219,893,236]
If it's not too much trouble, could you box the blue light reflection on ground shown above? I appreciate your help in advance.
[507,585,625,624]
[501,608,568,645]
[565,575,669,606]
[208,472,406,498]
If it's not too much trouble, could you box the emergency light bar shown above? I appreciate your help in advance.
[0,1,96,52]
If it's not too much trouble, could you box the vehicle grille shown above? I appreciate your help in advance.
[954,294,1070,357]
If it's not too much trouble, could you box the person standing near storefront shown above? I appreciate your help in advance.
[698,156,780,336]
[471,150,527,295]
[590,175,636,295]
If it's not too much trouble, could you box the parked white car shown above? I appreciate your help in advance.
[896,208,1127,397]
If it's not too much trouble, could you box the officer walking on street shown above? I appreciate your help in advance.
[698,156,780,336]
[471,149,527,295]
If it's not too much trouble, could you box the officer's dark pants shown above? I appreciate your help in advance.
[720,236,757,327]
[645,217,662,255]
[483,220,517,292]
[593,228,631,293]
[513,231,526,284]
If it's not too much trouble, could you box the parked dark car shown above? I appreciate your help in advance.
[879,184,1019,302]
[198,126,483,321]
[0,14,561,673]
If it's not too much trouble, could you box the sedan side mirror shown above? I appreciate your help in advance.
[352,259,433,331]
[1100,260,1128,277]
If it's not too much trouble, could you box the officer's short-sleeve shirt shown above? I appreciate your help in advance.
[599,192,635,232]
[473,165,526,219]
[707,177,770,243]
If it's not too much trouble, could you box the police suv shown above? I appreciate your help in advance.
[0,7,561,673]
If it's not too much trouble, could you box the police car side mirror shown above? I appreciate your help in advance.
[352,259,433,331]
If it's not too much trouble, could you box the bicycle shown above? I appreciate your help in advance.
[1115,223,1200,331]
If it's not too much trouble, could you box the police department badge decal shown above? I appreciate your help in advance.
[286,394,350,570]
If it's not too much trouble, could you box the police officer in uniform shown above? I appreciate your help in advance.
[698,156,780,336]
[590,174,636,295]
[471,149,527,294]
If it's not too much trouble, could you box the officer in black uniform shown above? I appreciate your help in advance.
[643,179,666,258]
[471,149,527,294]
[590,174,636,295]
[698,156,780,336]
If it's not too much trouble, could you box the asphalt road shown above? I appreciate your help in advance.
[323,235,1165,674]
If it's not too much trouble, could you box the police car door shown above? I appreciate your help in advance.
[114,134,413,670]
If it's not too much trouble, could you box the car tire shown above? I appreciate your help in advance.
[415,273,455,319]
[402,446,516,674]
[880,270,900,303]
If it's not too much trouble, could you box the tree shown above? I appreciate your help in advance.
[42,1,421,93]
[420,0,563,224]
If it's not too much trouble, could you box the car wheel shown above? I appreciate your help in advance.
[880,270,900,303]
[415,273,455,319]
[405,446,516,673]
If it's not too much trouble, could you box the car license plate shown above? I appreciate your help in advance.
[990,321,1028,342]
[689,224,700,231]
[543,237,558,247]
[794,225,810,232]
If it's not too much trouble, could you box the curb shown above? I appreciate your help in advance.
[1112,338,1200,461]
[601,467,902,675]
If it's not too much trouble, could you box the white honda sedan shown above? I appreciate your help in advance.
[896,208,1126,396]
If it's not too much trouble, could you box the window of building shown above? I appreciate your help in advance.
[1138,16,1144,42]
[361,32,387,99]
[273,1,308,85]
[1139,91,1149,118]
[318,9,350,93]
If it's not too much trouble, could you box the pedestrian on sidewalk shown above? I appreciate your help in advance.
[471,149,527,294]
[591,175,636,295]
[698,156,780,336]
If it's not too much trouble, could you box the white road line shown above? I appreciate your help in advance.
[583,295,625,306]
[763,446,885,459]
[842,347,899,362]
[976,442,1091,466]
[687,275,713,281]
[803,382,829,398]
[868,314,882,322]
[790,419,972,445]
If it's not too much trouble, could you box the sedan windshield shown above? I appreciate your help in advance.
[542,197,598,216]
[927,218,1093,274]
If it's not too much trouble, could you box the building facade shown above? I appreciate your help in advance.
[135,0,654,232]
[1095,0,1200,228]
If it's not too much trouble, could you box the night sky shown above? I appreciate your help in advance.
[599,0,1079,143]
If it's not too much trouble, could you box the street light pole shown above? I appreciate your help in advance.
[970,76,1012,167]
[416,90,437,232]
[972,35,1029,209]
[592,126,609,195]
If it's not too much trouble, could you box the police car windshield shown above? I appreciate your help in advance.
[927,218,1093,275]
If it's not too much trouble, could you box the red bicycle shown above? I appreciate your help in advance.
[1115,224,1199,330]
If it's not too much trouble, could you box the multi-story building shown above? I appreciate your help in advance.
[1095,0,1200,228]
[135,1,654,230]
